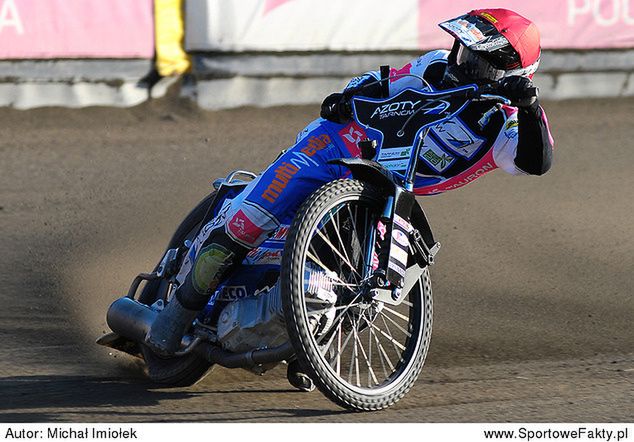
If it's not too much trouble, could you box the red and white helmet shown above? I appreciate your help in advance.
[439,9,541,83]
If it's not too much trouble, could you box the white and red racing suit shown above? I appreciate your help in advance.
[343,49,554,195]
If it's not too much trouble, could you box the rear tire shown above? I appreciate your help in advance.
[139,192,217,387]
[281,180,433,410]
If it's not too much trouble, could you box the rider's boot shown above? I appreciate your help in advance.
[145,233,247,356]
[144,295,199,356]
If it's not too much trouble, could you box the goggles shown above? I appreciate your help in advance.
[454,44,507,82]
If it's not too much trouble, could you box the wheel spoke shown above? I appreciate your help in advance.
[306,248,358,291]
[381,305,411,323]
[400,299,414,308]
[314,293,362,344]
[306,302,362,318]
[378,312,405,354]
[348,316,359,385]
[346,205,363,258]
[327,320,355,372]
[315,228,362,280]
[352,315,379,386]
[378,310,412,338]
[362,310,395,375]
[366,320,407,352]
[330,210,360,285]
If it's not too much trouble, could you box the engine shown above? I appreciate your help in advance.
[216,265,339,355]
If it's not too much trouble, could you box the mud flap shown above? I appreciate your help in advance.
[96,332,143,359]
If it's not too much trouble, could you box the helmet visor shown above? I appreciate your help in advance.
[455,44,506,82]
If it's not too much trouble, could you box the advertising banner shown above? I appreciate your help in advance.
[0,0,154,59]
[186,0,634,52]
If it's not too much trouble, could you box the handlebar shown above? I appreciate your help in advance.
[342,67,540,112]
[468,83,538,106]
[439,83,524,106]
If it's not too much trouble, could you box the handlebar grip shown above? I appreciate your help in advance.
[475,83,498,95]
[527,86,539,97]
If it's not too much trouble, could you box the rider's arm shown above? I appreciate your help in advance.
[321,51,449,123]
[514,100,554,175]
[493,101,554,176]
[343,50,449,98]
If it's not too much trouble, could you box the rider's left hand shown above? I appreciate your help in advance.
[497,76,538,108]
[320,93,352,124]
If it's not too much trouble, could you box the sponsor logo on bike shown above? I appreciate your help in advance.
[432,118,485,159]
[422,149,454,171]
[390,244,409,266]
[377,146,412,160]
[371,99,450,120]
[380,159,409,171]
[371,100,421,120]
[392,229,409,247]
[218,285,248,301]
[393,214,412,233]
[388,260,406,277]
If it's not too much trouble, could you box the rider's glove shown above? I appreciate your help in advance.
[497,76,538,108]
[320,93,353,124]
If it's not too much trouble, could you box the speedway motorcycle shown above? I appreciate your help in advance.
[98,75,512,411]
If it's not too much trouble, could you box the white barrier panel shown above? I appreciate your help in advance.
[186,0,634,52]
[186,0,420,51]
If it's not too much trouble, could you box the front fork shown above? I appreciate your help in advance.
[363,185,439,298]
[362,195,394,278]
[363,126,433,286]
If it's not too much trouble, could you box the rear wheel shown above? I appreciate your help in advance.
[281,180,433,411]
[139,192,217,387]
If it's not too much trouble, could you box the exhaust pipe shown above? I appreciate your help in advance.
[105,297,294,368]
[106,297,158,343]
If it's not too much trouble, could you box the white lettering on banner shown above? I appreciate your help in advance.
[568,0,634,26]
[0,0,23,34]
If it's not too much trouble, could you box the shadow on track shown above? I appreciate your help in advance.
[0,374,349,422]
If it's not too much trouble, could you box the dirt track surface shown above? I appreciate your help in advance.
[1,95,633,422]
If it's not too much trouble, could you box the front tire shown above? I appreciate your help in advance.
[281,179,433,411]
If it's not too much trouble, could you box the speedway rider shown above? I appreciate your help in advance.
[145,9,554,389]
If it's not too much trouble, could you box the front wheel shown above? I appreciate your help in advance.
[281,179,433,411]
